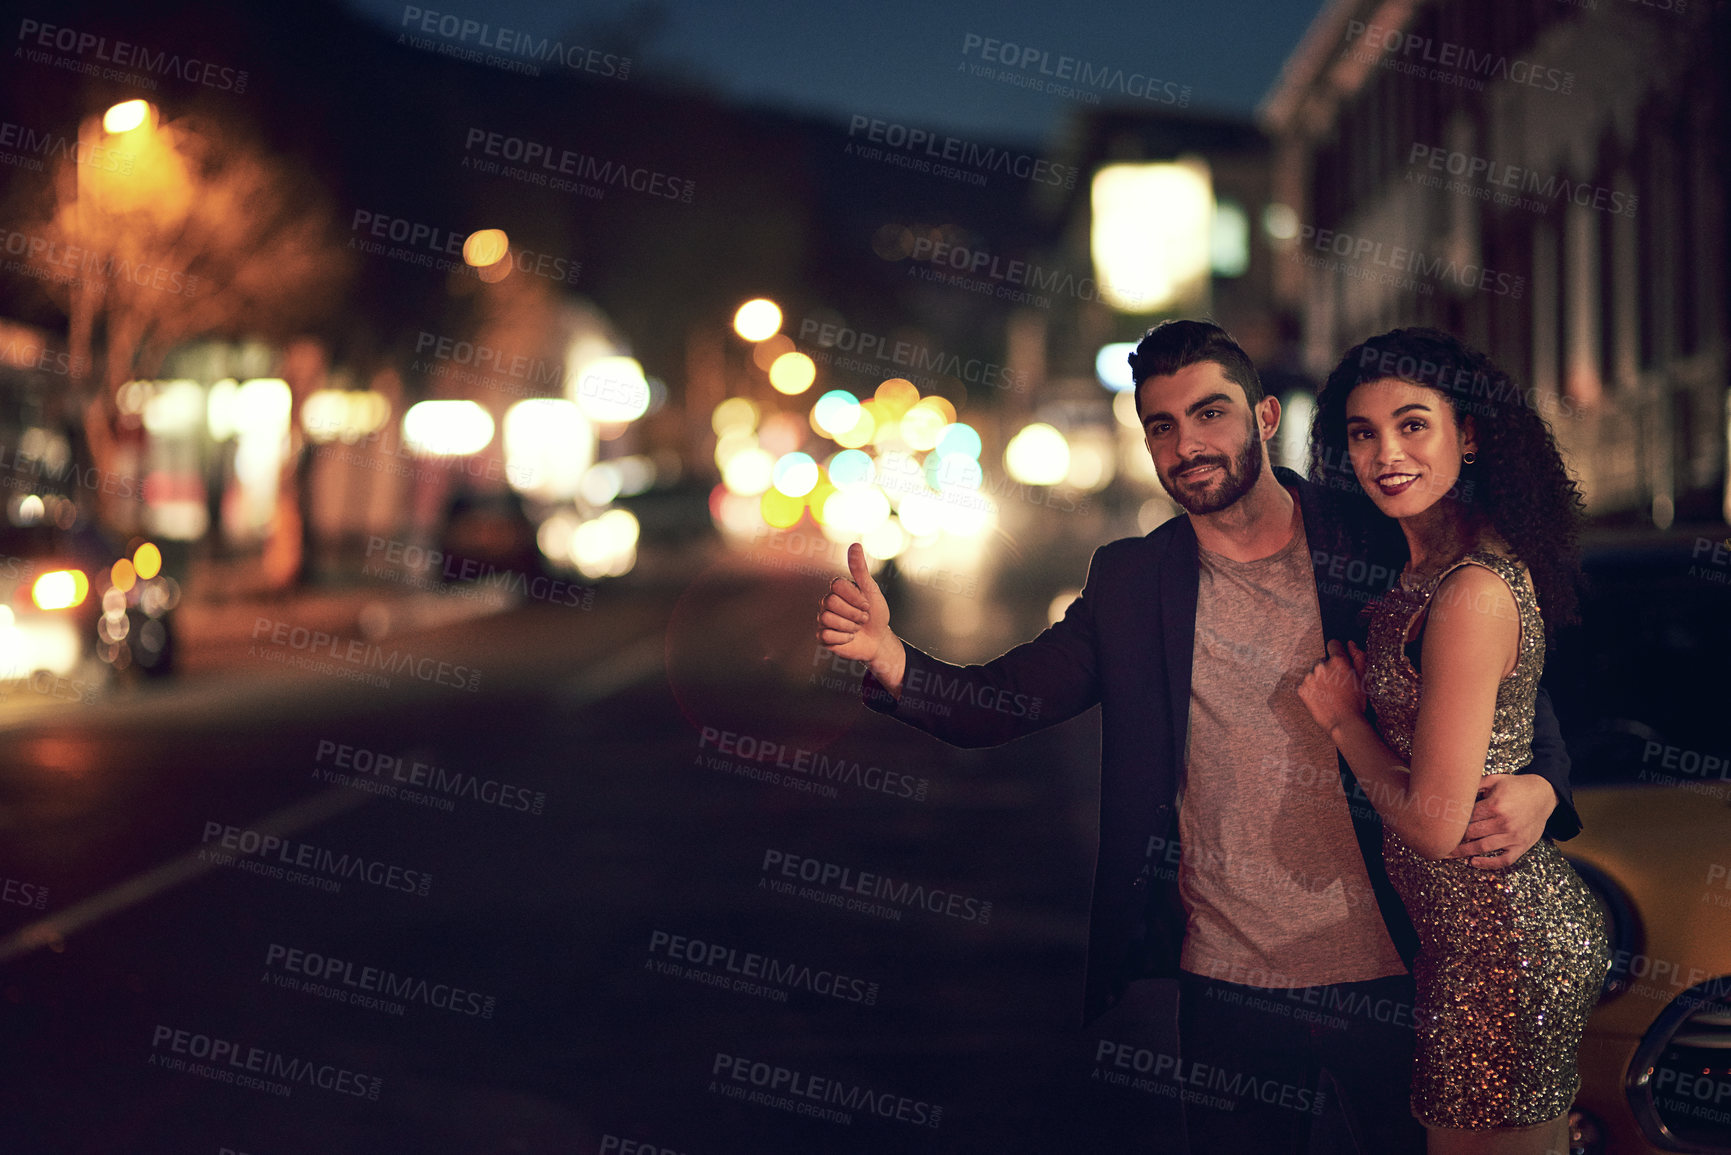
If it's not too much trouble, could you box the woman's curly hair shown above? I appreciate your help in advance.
[1309,327,1585,632]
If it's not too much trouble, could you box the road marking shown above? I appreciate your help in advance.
[556,631,664,703]
[0,786,366,964]
[0,630,666,965]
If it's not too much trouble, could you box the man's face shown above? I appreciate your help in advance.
[1136,361,1271,516]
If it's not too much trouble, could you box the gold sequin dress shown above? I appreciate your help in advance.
[1363,549,1609,1129]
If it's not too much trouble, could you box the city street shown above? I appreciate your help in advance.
[2,0,1723,1151]
[0,561,1204,1154]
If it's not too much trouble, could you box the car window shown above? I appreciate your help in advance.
[1544,536,1731,788]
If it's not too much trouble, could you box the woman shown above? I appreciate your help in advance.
[1296,328,1609,1155]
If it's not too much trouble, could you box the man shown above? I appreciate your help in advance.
[816,320,1577,1153]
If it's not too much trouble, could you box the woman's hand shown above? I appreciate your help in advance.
[1298,639,1368,736]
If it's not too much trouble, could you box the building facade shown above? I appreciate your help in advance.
[1263,0,1728,524]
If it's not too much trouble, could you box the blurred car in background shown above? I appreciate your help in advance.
[0,328,180,700]
[438,485,544,585]
[1550,531,1731,1155]
[0,495,179,700]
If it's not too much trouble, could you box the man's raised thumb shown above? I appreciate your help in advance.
[848,542,875,593]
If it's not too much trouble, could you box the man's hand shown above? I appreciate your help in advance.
[817,543,906,694]
[1448,772,1557,870]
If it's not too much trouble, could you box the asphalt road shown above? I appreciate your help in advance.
[0,564,1214,1154]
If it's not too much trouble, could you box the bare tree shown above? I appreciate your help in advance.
[17,107,352,528]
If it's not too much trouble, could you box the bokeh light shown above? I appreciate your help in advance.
[929,454,983,493]
[759,411,806,456]
[896,492,944,537]
[820,485,891,538]
[760,488,805,529]
[103,99,151,134]
[133,542,163,581]
[721,446,775,496]
[537,511,578,563]
[812,390,861,438]
[402,400,495,457]
[206,379,238,440]
[772,452,819,497]
[31,570,88,611]
[1005,423,1071,486]
[1095,343,1139,392]
[867,407,902,449]
[462,229,510,267]
[713,430,758,471]
[302,389,392,444]
[140,381,204,437]
[1113,388,1143,430]
[826,449,875,489]
[580,462,623,506]
[1064,433,1115,491]
[919,396,958,425]
[574,356,650,423]
[503,399,593,499]
[862,518,907,561]
[733,299,783,342]
[900,402,946,451]
[1059,438,1114,488]
[768,352,816,395]
[1139,496,1178,534]
[711,486,762,539]
[939,492,996,538]
[833,407,876,449]
[712,397,759,437]
[806,479,835,522]
[570,509,639,579]
[874,378,920,417]
[935,422,982,461]
[752,334,795,371]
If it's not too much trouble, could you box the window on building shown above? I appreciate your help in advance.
[1677,108,1699,357]
[1636,126,1657,371]
[1211,201,1250,278]
[1598,160,1618,388]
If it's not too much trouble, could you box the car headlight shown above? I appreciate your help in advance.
[1567,857,1644,1000]
[1627,981,1731,1151]
[30,568,89,610]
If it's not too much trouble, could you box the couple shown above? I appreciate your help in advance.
[816,321,1610,1154]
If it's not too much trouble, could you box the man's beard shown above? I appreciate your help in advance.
[1160,419,1263,516]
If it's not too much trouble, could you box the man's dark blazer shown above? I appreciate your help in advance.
[861,466,1579,1026]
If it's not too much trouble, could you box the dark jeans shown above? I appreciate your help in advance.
[1176,971,1424,1155]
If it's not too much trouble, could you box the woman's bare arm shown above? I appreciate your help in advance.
[1300,564,1520,859]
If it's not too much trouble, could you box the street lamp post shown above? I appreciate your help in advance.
[67,99,162,531]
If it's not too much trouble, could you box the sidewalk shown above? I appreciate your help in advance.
[0,580,513,731]
[173,581,513,675]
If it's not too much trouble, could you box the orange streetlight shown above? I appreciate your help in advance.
[81,99,163,209]
[102,99,154,135]
[463,228,511,282]
[463,228,509,266]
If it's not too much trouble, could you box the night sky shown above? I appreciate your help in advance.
[344,0,1331,142]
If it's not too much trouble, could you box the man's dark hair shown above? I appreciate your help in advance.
[1128,319,1263,409]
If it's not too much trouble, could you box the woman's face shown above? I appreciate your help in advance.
[1344,377,1476,521]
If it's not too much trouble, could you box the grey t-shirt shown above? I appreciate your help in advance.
[1176,517,1406,988]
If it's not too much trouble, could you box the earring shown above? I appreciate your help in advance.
[1462,452,1477,465]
